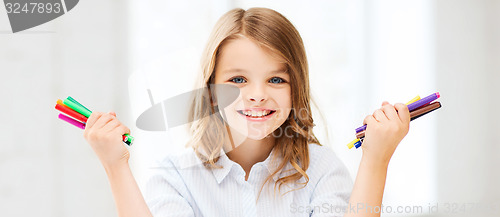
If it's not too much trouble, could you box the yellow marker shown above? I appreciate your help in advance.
[406,95,420,105]
[347,138,359,149]
[347,95,421,149]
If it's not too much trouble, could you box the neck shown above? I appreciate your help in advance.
[223,126,275,180]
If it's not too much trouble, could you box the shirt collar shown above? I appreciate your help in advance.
[211,146,285,184]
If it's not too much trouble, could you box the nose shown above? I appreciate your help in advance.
[245,83,267,103]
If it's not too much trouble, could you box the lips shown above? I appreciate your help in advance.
[237,109,276,118]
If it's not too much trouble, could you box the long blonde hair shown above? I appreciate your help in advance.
[186,7,323,198]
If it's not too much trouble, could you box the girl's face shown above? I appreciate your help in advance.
[214,37,292,141]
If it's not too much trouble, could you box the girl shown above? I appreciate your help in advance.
[84,7,410,217]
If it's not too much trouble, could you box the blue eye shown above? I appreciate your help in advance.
[230,77,246,83]
[269,77,285,84]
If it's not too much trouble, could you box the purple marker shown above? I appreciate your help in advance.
[355,92,440,133]
[407,92,440,111]
[58,113,86,129]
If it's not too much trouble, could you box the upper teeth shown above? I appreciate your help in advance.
[242,110,271,117]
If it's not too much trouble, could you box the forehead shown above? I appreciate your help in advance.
[215,37,287,75]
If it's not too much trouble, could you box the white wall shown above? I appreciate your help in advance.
[0,0,130,216]
[434,0,500,215]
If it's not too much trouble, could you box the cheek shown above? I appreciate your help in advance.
[273,88,292,118]
[276,88,291,108]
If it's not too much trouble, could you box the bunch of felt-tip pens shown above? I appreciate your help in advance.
[54,96,134,146]
[347,92,442,149]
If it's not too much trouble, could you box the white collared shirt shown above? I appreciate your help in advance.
[143,143,353,217]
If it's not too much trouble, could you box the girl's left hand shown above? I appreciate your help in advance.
[361,101,410,165]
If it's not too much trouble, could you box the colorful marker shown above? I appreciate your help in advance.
[406,95,421,105]
[67,96,92,114]
[354,101,442,139]
[347,95,421,148]
[410,101,442,121]
[354,140,362,149]
[347,138,360,149]
[122,134,134,146]
[58,113,85,129]
[55,97,134,146]
[55,101,88,123]
[348,93,441,149]
[63,98,92,118]
[355,93,439,133]
[407,92,440,112]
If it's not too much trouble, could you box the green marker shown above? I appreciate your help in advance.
[67,96,92,114]
[123,134,134,146]
[63,98,92,118]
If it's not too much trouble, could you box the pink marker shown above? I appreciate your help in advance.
[58,113,85,129]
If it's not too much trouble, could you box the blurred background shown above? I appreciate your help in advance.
[0,0,498,216]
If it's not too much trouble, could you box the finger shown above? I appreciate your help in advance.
[381,104,399,121]
[363,115,378,127]
[113,125,131,136]
[101,119,121,133]
[92,113,115,130]
[381,101,390,106]
[394,103,410,124]
[109,111,116,117]
[373,109,388,122]
[85,112,103,129]
[363,114,377,126]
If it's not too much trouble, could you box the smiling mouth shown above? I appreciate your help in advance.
[237,110,276,118]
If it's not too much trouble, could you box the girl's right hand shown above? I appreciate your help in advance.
[83,111,131,169]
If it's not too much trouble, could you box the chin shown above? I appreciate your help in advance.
[245,126,279,140]
[245,132,272,141]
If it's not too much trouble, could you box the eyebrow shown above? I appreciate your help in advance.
[222,68,288,74]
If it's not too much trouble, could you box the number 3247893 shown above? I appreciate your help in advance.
[5,3,62,14]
